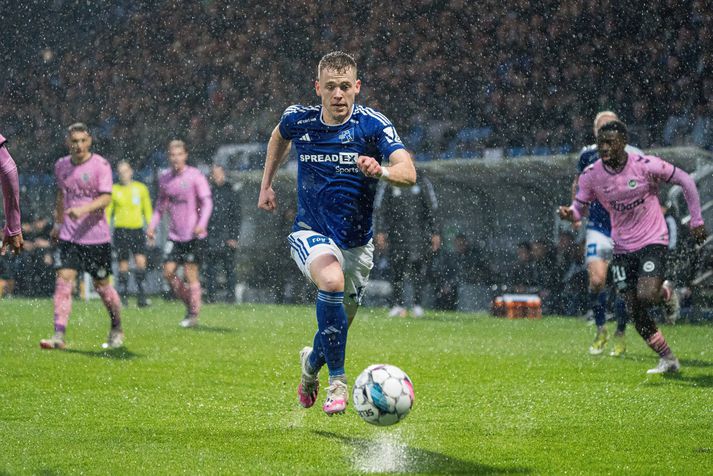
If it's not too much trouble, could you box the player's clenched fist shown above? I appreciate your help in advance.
[258,187,277,212]
[357,155,382,178]
[558,205,575,222]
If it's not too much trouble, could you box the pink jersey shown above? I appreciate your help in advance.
[0,134,21,237]
[149,166,213,242]
[55,154,113,245]
[572,152,703,254]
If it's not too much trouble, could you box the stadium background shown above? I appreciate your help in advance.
[2,0,713,312]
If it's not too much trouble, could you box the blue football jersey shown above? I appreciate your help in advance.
[279,104,406,248]
[576,143,644,236]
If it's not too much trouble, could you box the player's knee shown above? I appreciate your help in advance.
[317,274,344,293]
[588,275,606,292]
[93,278,111,290]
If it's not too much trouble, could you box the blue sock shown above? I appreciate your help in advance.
[615,296,628,333]
[590,291,607,327]
[308,330,326,374]
[315,290,348,377]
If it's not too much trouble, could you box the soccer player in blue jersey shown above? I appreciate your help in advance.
[573,111,649,356]
[258,51,416,415]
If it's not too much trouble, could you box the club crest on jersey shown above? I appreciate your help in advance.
[82,173,90,183]
[338,129,354,144]
[628,179,637,189]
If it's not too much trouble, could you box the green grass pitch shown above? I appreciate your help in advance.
[1,299,712,475]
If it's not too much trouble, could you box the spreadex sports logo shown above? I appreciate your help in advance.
[299,152,359,173]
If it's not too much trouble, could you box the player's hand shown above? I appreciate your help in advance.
[194,226,206,237]
[357,155,382,179]
[572,220,582,231]
[431,234,442,252]
[374,232,387,250]
[558,206,575,222]
[66,207,86,220]
[146,229,156,247]
[50,224,60,242]
[258,187,277,212]
[1,232,23,256]
[226,239,238,249]
[691,225,708,246]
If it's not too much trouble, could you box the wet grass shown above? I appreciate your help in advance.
[1,299,712,474]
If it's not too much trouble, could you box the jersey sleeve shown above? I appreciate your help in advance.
[0,144,21,236]
[148,177,166,233]
[105,184,117,222]
[571,169,596,221]
[97,159,113,195]
[277,105,302,141]
[651,156,705,228]
[372,113,406,160]
[140,183,153,225]
[644,155,677,183]
[195,172,213,231]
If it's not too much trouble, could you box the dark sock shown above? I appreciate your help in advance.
[315,290,348,377]
[118,271,129,298]
[135,269,146,300]
[590,291,607,327]
[615,296,628,333]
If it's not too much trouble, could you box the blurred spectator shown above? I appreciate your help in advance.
[530,239,559,313]
[205,164,241,303]
[431,233,492,311]
[553,232,588,316]
[507,241,535,292]
[374,172,440,318]
[3,1,713,170]
[14,213,55,297]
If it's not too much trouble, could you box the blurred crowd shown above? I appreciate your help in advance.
[2,0,713,172]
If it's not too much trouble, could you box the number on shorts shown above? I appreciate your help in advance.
[611,264,626,284]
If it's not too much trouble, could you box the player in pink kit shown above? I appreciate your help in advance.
[41,123,124,350]
[147,140,212,328]
[0,133,23,255]
[560,121,707,374]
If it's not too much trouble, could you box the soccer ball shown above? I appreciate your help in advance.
[352,364,414,426]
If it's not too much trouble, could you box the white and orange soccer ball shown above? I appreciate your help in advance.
[352,364,414,426]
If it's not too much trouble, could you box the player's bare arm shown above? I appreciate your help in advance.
[357,149,416,187]
[66,193,112,220]
[258,125,292,212]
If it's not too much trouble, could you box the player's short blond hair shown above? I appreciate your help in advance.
[168,139,187,151]
[117,159,132,170]
[317,51,357,79]
[67,122,90,136]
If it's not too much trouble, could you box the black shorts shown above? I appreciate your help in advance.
[163,239,206,265]
[55,241,113,280]
[611,245,667,293]
[113,228,147,261]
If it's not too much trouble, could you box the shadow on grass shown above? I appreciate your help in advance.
[314,430,530,474]
[678,358,713,368]
[64,347,142,360]
[190,325,236,334]
[662,372,713,388]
